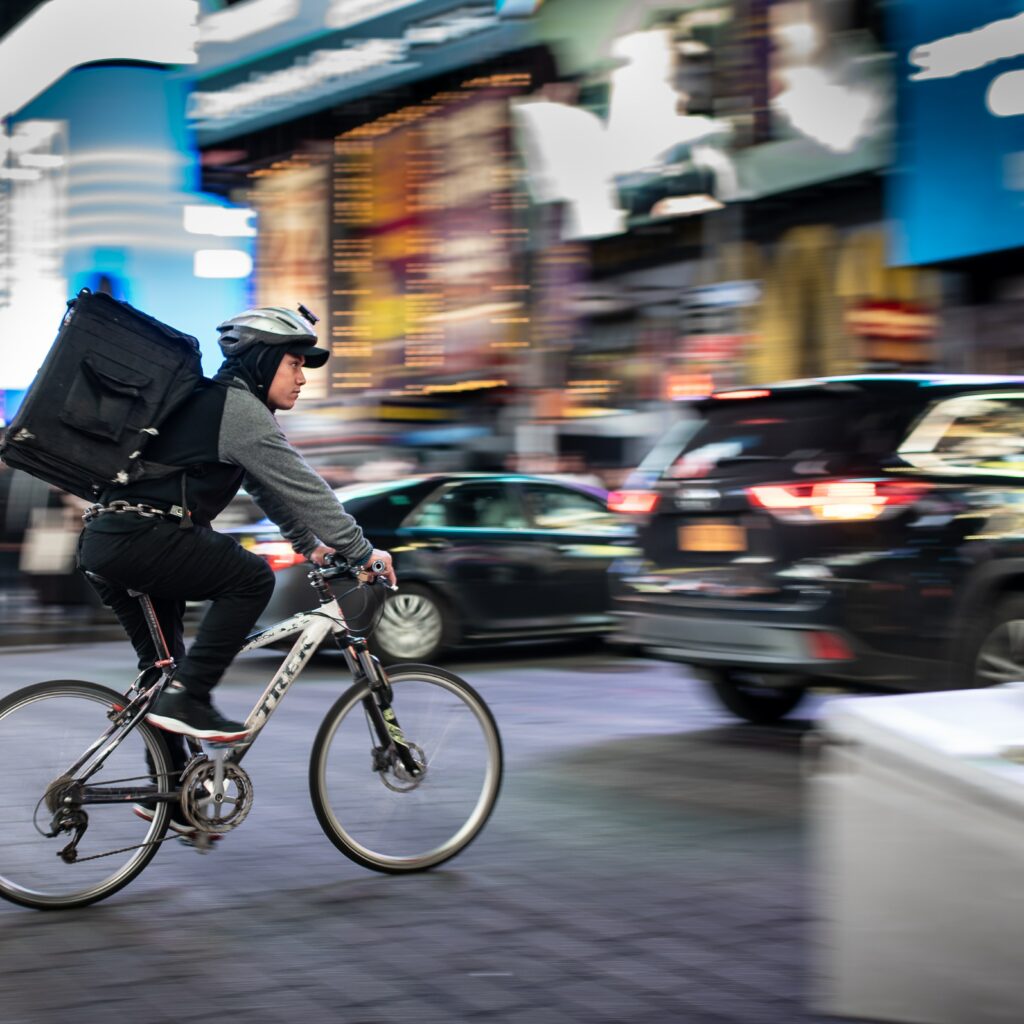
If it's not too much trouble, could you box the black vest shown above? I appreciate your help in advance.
[101,379,245,528]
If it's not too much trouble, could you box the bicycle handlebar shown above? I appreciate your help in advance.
[317,555,397,590]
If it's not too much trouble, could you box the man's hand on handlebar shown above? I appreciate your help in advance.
[310,545,335,567]
[313,546,397,587]
[360,548,397,587]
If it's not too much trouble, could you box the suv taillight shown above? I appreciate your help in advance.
[746,479,932,523]
[608,490,660,514]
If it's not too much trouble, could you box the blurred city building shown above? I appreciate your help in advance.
[178,0,991,484]
[0,0,253,603]
[3,0,1024,482]
[0,0,253,418]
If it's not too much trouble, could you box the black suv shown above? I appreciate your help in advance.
[609,375,1024,721]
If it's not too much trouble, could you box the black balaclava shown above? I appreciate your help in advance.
[213,343,288,409]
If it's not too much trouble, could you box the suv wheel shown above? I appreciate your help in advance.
[972,595,1024,686]
[707,670,808,724]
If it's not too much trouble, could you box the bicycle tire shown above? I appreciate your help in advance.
[0,680,173,911]
[309,663,502,873]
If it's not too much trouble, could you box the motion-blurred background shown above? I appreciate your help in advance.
[6,7,1024,1020]
[0,0,1011,623]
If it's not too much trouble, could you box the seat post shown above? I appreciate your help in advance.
[127,589,175,672]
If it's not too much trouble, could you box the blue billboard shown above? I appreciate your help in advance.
[6,64,252,394]
[890,1,1024,265]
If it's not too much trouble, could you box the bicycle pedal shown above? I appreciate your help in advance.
[177,832,223,853]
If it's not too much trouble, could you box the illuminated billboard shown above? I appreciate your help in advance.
[514,2,891,241]
[329,78,530,396]
[192,1,530,142]
[2,65,252,395]
[889,2,1024,265]
[250,156,330,400]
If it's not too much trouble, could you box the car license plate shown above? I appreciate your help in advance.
[678,521,747,552]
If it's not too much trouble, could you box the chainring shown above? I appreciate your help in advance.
[179,759,253,833]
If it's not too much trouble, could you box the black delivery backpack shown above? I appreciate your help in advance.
[0,289,203,500]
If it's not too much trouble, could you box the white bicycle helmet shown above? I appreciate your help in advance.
[216,304,328,367]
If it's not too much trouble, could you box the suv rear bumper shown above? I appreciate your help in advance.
[610,590,912,685]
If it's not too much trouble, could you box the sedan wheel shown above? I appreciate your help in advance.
[373,584,449,663]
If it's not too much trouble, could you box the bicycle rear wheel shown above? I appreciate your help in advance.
[0,680,172,910]
[309,664,502,873]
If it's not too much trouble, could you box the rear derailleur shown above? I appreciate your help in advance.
[43,777,88,863]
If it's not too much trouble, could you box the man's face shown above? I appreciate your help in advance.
[267,353,307,411]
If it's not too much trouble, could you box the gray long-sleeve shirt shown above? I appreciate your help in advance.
[219,385,373,565]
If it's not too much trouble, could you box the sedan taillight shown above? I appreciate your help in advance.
[608,490,660,514]
[250,541,306,571]
[746,479,932,523]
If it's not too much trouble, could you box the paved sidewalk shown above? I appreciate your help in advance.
[0,644,864,1024]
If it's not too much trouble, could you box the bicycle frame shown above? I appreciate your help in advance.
[231,592,421,777]
[67,580,418,818]
[227,596,375,764]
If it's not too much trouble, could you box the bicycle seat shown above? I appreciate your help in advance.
[82,569,115,587]
[83,569,150,600]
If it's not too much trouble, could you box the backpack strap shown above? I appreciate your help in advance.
[178,471,193,530]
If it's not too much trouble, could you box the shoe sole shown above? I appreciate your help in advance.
[145,712,251,743]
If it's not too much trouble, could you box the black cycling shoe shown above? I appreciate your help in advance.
[146,684,251,743]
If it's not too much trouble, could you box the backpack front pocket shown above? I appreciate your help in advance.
[60,354,153,441]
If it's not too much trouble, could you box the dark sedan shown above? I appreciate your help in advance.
[225,473,637,662]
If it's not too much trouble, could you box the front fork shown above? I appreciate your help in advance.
[340,637,422,778]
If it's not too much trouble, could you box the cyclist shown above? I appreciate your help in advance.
[79,306,396,768]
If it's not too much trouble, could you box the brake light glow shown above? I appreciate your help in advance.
[608,490,660,514]
[747,480,931,522]
[712,389,771,400]
[806,630,854,661]
[250,541,306,571]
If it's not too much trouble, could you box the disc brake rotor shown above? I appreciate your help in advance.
[378,742,427,793]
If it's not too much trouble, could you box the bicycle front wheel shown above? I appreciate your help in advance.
[309,664,502,873]
[0,680,172,911]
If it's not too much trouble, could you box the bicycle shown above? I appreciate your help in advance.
[0,557,503,910]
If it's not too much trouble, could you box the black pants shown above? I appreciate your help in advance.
[79,515,275,707]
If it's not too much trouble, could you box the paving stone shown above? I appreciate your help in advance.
[0,643,877,1024]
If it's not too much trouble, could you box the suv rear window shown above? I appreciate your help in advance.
[646,393,920,481]
[898,393,1024,471]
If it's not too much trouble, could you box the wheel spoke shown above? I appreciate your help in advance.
[977,647,1024,682]
[978,620,1024,684]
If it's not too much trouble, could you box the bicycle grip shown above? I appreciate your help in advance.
[365,558,397,591]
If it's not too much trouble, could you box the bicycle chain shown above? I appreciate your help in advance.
[60,833,179,862]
